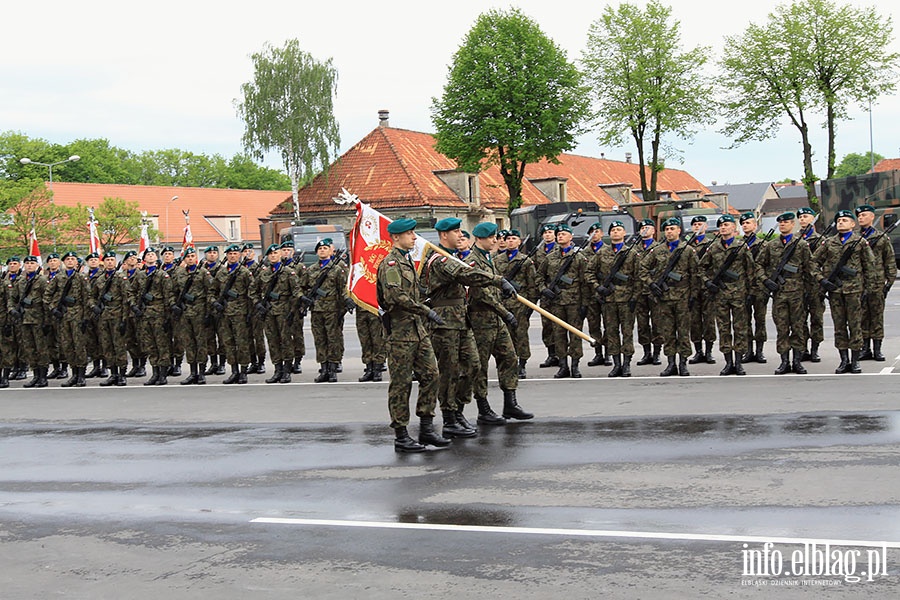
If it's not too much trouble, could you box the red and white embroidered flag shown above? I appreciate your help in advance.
[88,217,102,254]
[138,222,150,254]
[181,222,194,256]
[347,201,427,314]
[29,227,42,265]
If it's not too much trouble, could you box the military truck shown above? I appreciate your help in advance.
[819,170,900,267]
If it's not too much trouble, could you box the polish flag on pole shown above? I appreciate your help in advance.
[29,227,42,265]
[138,222,150,254]
[341,190,427,314]
[88,217,102,254]
[181,222,194,256]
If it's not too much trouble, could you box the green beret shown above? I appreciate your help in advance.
[85,252,100,260]
[161,246,175,254]
[241,243,254,251]
[225,244,241,253]
[434,217,462,232]
[662,218,681,229]
[716,215,735,227]
[776,212,796,222]
[23,255,39,263]
[123,250,137,260]
[6,256,21,264]
[142,247,157,258]
[691,215,707,224]
[46,253,60,261]
[608,220,626,234]
[587,221,603,233]
[640,219,655,228]
[739,212,756,224]
[61,251,78,260]
[472,222,498,238]
[540,223,557,233]
[265,244,281,256]
[497,229,509,238]
[797,207,816,216]
[834,209,855,223]
[314,238,333,251]
[855,204,875,215]
[387,218,417,235]
[182,247,196,256]
[204,245,219,253]
[279,240,294,249]
[556,223,573,234]
[461,230,471,239]
[505,228,522,238]
[103,251,116,260]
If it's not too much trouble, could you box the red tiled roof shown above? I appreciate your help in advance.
[270,126,712,216]
[47,182,288,244]
[873,158,900,173]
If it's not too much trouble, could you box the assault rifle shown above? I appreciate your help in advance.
[8,266,42,324]
[648,233,697,299]
[503,236,539,292]
[807,223,835,254]
[210,262,245,324]
[50,268,80,320]
[254,262,286,320]
[762,225,812,296]
[706,241,743,295]
[540,238,591,302]
[595,235,640,300]
[746,227,775,260]
[694,232,720,262]
[297,249,347,317]
[820,221,899,296]
[171,267,198,320]
[91,262,122,320]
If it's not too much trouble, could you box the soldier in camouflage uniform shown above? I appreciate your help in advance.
[817,209,879,374]
[92,252,129,386]
[855,204,896,362]
[590,220,640,377]
[202,246,226,376]
[687,216,717,364]
[584,222,612,368]
[210,244,253,384]
[797,207,827,363]
[170,247,213,385]
[1,257,23,386]
[740,212,770,364]
[43,253,66,380]
[356,308,386,382]
[469,222,532,422]
[241,243,268,375]
[121,251,147,378]
[634,219,662,366]
[83,252,108,379]
[758,212,818,375]
[640,218,700,376]
[45,251,91,387]
[131,248,175,385]
[534,223,560,369]
[159,246,183,377]
[376,218,450,452]
[538,223,590,379]
[281,241,307,375]
[302,238,351,383]
[698,215,759,376]
[253,244,302,384]
[495,228,539,379]
[9,256,49,387]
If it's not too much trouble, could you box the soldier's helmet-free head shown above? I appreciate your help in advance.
[854,204,875,216]
[265,244,281,258]
[797,207,816,217]
[314,238,333,251]
[386,218,416,235]
[716,214,735,228]
[504,228,521,239]
[834,209,854,224]
[662,217,681,229]
[434,217,462,233]
[472,222,498,239]
[739,211,756,224]
[776,212,795,222]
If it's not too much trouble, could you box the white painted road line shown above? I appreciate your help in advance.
[250,517,900,549]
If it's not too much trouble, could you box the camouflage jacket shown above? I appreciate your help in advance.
[590,241,641,304]
[376,246,431,342]
[210,262,252,317]
[171,264,215,317]
[253,261,302,317]
[468,245,510,320]
[129,266,175,318]
[757,235,816,295]
[698,237,759,300]
[537,244,591,306]
[639,240,699,302]
[422,245,500,330]
[860,226,897,286]
[635,238,661,296]
[306,257,348,313]
[815,232,878,294]
[44,268,90,322]
[9,271,48,325]
[495,249,539,309]
[91,268,131,321]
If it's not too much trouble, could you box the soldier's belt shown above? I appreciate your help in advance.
[430,298,465,307]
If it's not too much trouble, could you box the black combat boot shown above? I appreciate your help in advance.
[335,362,343,373]
[539,347,559,368]
[291,358,302,374]
[792,349,807,374]
[265,362,282,384]
[835,349,851,374]
[418,416,451,448]
[0,368,9,389]
[660,355,677,377]
[570,359,582,378]
[56,362,69,380]
[456,406,477,432]
[144,366,160,386]
[774,352,791,375]
[116,365,128,386]
[100,366,118,387]
[372,364,383,382]
[755,341,767,364]
[85,358,102,378]
[155,365,168,386]
[314,363,329,383]
[651,344,662,365]
[215,354,227,375]
[23,366,41,388]
[12,363,26,380]
[359,362,375,382]
[703,341,716,364]
[859,338,873,361]
[636,344,653,366]
[194,364,205,385]
[205,355,218,375]
[61,366,79,387]
[375,362,387,373]
[246,360,259,375]
[553,357,570,379]
[237,365,248,384]
[678,354,690,376]
[741,347,756,364]
[327,361,338,383]
[34,366,49,388]
[278,362,292,384]
[734,352,746,376]
[719,351,735,376]
[873,340,886,362]
[125,359,138,378]
[170,358,182,377]
[608,354,622,378]
[97,359,108,378]
[601,347,612,366]
[48,361,61,379]
[688,342,704,364]
[587,351,604,367]
[394,426,426,453]
[849,350,862,374]
[621,355,632,377]
[134,357,148,378]
[180,363,198,385]
[257,354,267,374]
[442,409,477,438]
[502,389,534,420]
[475,396,505,426]
[809,341,821,363]
[74,366,87,387]
[517,358,527,379]
[800,345,812,362]
[223,364,240,384]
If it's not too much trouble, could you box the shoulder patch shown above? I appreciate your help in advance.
[387,260,397,266]
[440,256,448,263]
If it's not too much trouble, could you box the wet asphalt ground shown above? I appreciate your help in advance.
[2,295,900,598]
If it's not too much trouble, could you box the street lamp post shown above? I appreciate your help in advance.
[165,195,179,245]
[19,155,81,251]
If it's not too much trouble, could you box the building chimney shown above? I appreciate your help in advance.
[378,109,390,128]
[625,152,632,163]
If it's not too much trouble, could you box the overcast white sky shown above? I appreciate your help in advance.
[2,0,898,186]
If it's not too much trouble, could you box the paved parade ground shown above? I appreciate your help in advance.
[2,298,900,598]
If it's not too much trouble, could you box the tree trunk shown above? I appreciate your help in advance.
[649,128,662,204]
[799,122,818,209]
[825,101,837,180]
[632,132,650,202]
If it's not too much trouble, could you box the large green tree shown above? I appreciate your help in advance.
[834,151,886,178]
[720,0,898,206]
[236,39,340,220]
[581,0,714,203]
[431,8,590,212]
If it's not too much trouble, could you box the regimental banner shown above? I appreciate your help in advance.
[88,216,101,254]
[138,222,150,254]
[29,227,41,265]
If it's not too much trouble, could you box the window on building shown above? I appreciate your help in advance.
[229,219,239,241]
[467,175,477,204]
[559,182,567,203]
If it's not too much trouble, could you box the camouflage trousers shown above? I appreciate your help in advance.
[803,292,826,345]
[219,313,251,366]
[311,311,344,363]
[470,309,518,397]
[59,317,88,368]
[747,293,769,344]
[540,299,556,354]
[98,316,128,368]
[635,294,661,347]
[176,313,208,365]
[206,322,222,361]
[1,328,20,368]
[387,335,439,429]
[771,292,807,354]
[861,290,886,341]
[690,293,716,343]
[249,314,267,362]
[652,296,691,357]
[20,324,49,367]
[551,304,584,360]
[713,296,750,354]
[124,317,143,362]
[431,327,480,411]
[138,315,171,368]
[290,311,305,360]
[586,301,605,357]
[828,291,863,351]
[264,311,293,364]
[356,310,386,364]
[503,302,533,362]
[602,301,635,356]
